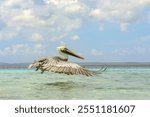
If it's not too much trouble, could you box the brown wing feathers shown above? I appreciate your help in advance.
[28,57,95,77]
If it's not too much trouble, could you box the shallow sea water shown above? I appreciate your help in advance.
[0,67,150,100]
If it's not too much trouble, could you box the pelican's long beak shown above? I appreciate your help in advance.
[62,48,84,59]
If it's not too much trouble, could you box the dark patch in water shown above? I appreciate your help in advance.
[116,87,142,90]
[114,80,121,82]
[95,87,142,91]
[95,87,105,90]
[44,81,76,90]
[33,81,87,92]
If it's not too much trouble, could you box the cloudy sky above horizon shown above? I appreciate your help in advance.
[0,0,150,63]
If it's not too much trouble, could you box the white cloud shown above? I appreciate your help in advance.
[91,49,103,56]
[31,33,43,42]
[51,33,67,41]
[112,46,150,56]
[33,43,45,54]
[112,48,131,56]
[89,9,106,21]
[70,35,80,41]
[0,31,17,41]
[89,0,150,31]
[44,0,78,7]
[62,18,81,32]
[3,0,24,7]
[0,44,29,56]
[120,23,128,32]
[44,0,87,15]
[0,0,84,44]
[0,44,45,56]
[47,16,81,40]
[64,4,81,13]
[11,9,46,27]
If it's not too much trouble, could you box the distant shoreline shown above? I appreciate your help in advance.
[0,62,150,69]
[0,62,29,69]
[79,62,150,68]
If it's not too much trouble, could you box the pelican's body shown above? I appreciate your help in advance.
[28,46,95,77]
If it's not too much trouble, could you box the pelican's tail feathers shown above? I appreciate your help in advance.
[92,66,107,74]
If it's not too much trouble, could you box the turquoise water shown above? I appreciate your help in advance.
[0,67,150,100]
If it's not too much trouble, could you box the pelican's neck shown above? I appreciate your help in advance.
[58,51,68,61]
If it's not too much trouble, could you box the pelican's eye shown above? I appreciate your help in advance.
[64,48,68,51]
[61,48,68,53]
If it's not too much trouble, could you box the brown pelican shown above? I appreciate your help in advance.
[28,46,95,77]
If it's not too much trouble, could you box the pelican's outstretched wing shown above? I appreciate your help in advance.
[28,57,95,77]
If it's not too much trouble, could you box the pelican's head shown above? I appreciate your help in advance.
[57,46,84,59]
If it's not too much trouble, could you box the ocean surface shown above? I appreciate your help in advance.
[0,65,150,100]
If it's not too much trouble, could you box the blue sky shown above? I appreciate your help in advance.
[0,0,150,63]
